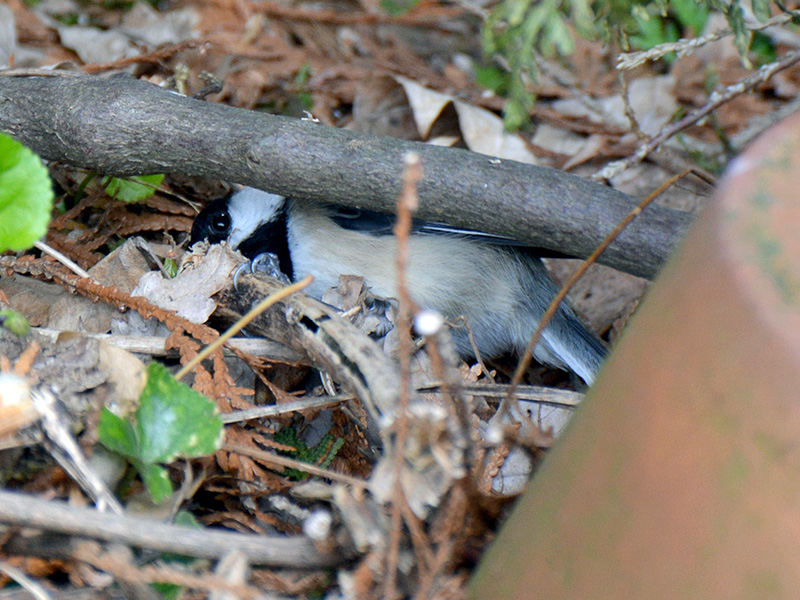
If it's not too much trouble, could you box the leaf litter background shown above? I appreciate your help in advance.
[2,0,800,597]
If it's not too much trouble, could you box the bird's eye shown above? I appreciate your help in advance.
[209,211,231,235]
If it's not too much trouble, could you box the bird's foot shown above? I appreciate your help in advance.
[232,252,291,290]
[362,296,397,339]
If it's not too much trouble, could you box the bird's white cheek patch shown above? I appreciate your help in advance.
[228,228,247,249]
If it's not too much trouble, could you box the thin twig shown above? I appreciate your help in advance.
[0,68,85,77]
[221,442,368,488]
[460,317,494,383]
[31,327,305,362]
[617,10,800,69]
[72,541,274,600]
[176,274,313,380]
[597,49,800,181]
[416,381,582,408]
[415,523,458,600]
[382,152,422,600]
[422,331,476,480]
[399,488,435,574]
[31,387,124,514]
[34,241,92,279]
[221,393,353,423]
[224,378,578,449]
[619,70,645,140]
[82,41,201,74]
[0,560,53,600]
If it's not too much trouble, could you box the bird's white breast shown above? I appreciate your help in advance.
[286,200,527,326]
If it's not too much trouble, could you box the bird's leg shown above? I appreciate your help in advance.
[232,252,291,290]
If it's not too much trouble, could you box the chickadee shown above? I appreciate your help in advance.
[191,187,607,383]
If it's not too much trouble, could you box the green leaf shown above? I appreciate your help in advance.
[150,582,182,600]
[273,427,345,481]
[315,435,345,469]
[98,362,223,502]
[727,1,751,60]
[504,75,535,130]
[103,174,164,203]
[629,3,681,51]
[671,0,709,33]
[151,513,203,597]
[163,257,179,278]
[750,0,771,22]
[136,461,173,504]
[136,362,223,464]
[379,0,421,16]
[175,510,201,528]
[569,0,595,38]
[544,12,576,55]
[0,309,30,337]
[508,0,535,26]
[751,31,777,65]
[160,511,203,561]
[705,0,752,63]
[474,64,509,95]
[0,133,54,252]
[98,407,138,456]
[294,62,312,87]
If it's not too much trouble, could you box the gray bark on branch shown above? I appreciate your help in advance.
[0,72,693,279]
[0,489,348,567]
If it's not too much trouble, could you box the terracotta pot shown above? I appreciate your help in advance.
[471,112,800,599]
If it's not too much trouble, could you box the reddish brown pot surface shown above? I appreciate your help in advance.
[471,113,800,599]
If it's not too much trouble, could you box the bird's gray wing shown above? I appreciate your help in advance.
[326,205,570,257]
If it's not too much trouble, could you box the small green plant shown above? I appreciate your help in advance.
[98,362,223,503]
[102,173,165,203]
[481,0,784,129]
[292,62,314,114]
[0,133,54,253]
[0,309,30,337]
[750,31,777,65]
[483,0,594,130]
[626,0,710,62]
[163,256,179,278]
[380,0,421,16]
[273,426,345,481]
[670,0,711,34]
[53,12,81,25]
[474,63,511,97]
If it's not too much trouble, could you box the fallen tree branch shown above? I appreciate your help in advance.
[0,72,692,279]
[0,489,349,568]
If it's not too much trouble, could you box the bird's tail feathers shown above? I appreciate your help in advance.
[519,259,607,384]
